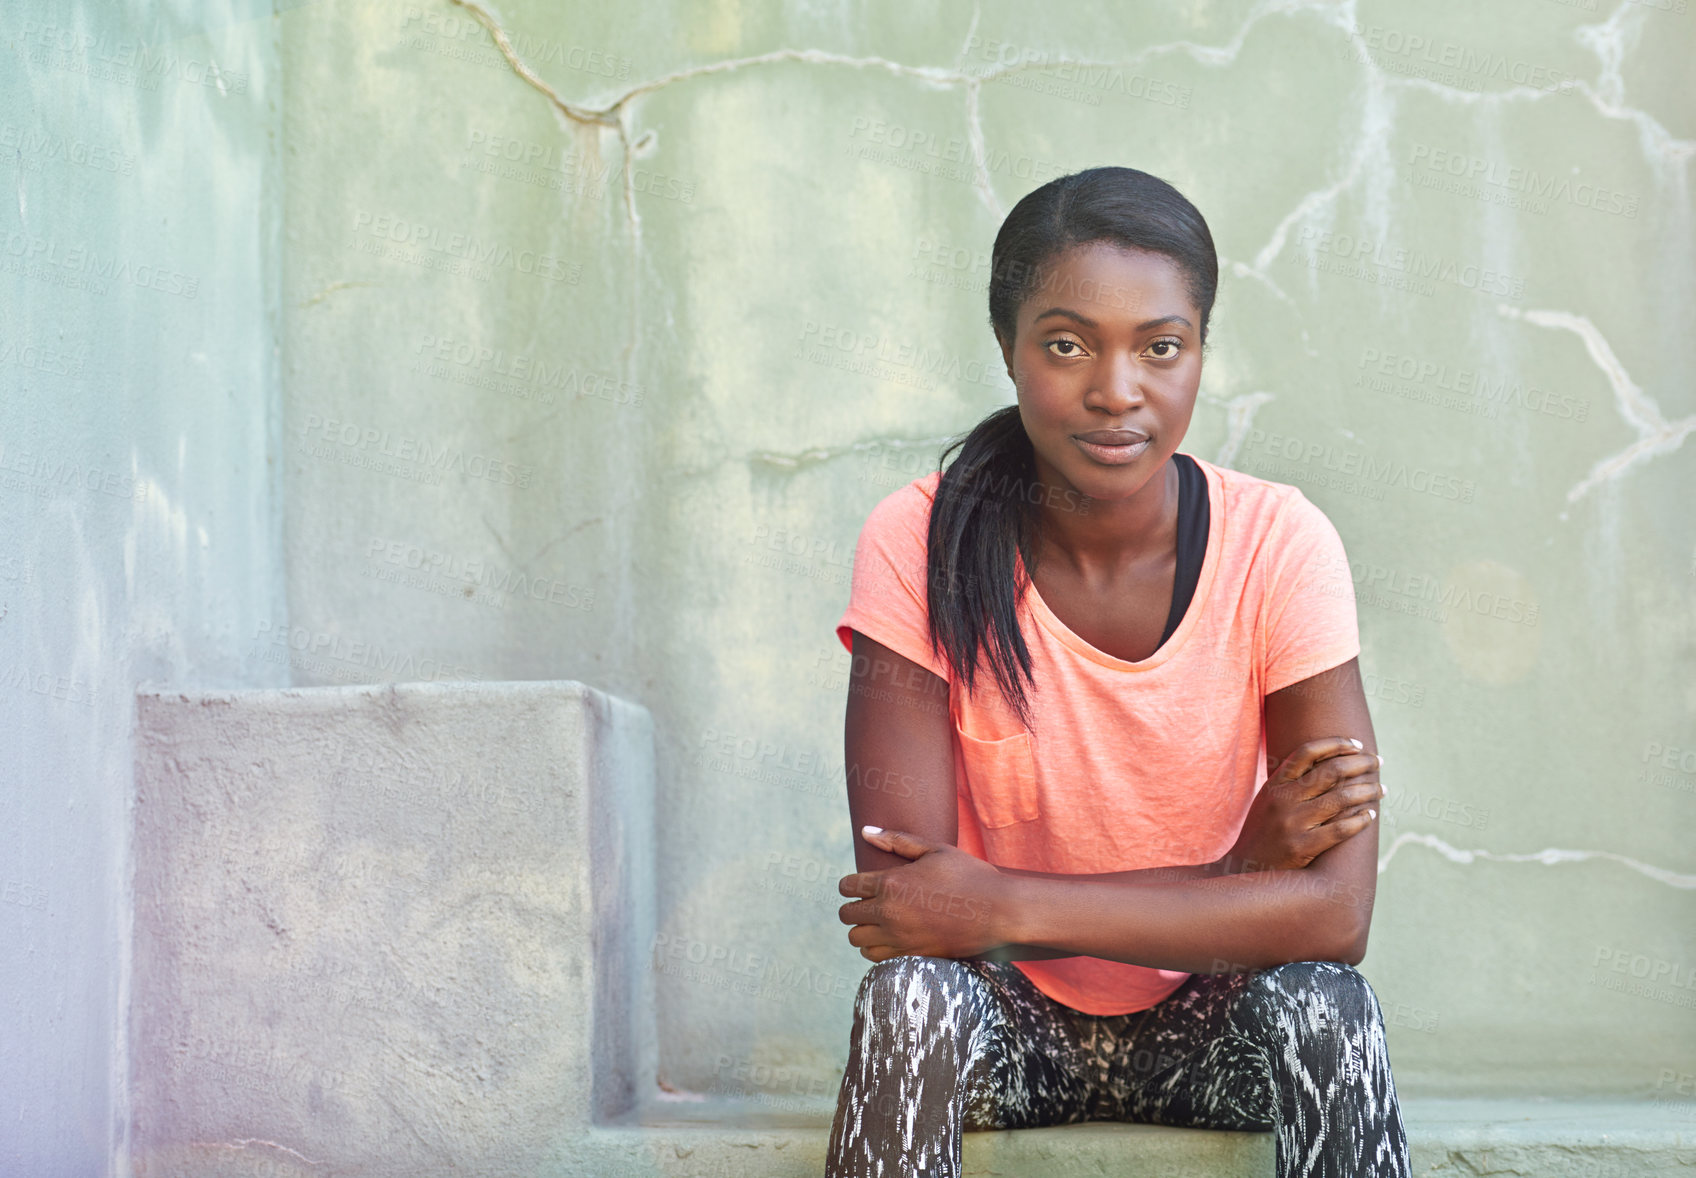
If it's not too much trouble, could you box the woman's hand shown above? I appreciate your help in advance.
[837,827,1009,962]
[1223,737,1383,872]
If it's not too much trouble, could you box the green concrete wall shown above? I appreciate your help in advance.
[2,0,1693,1169]
[275,0,1695,1105]
[1,3,289,1174]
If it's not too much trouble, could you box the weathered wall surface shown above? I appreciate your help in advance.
[1,0,1693,1171]
[278,0,1693,1106]
[0,2,286,1174]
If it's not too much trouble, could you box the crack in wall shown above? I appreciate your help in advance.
[444,0,635,228]
[1330,1,1691,163]
[443,0,647,686]
[749,434,960,473]
[1576,4,1696,167]
[447,0,996,220]
[1379,830,1696,889]
[438,0,1688,482]
[1496,304,1695,505]
[299,279,376,309]
[189,1139,324,1166]
[441,0,1689,262]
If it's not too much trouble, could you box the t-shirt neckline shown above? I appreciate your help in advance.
[1014,454,1225,672]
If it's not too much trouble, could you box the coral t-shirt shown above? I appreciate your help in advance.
[834,454,1361,1016]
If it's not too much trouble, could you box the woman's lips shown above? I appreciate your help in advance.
[1074,436,1152,465]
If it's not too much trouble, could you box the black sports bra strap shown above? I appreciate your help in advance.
[1158,453,1209,648]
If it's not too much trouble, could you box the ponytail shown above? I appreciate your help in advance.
[925,407,1041,729]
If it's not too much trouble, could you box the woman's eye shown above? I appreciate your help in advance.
[1148,339,1181,358]
[1046,339,1083,357]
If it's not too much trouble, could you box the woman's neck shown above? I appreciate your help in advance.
[1030,456,1180,581]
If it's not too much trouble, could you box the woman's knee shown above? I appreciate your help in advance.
[1236,960,1385,1038]
[855,955,986,1022]
[842,958,996,1109]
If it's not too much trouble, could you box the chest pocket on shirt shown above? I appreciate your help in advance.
[954,725,1040,828]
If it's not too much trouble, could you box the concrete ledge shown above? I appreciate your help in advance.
[583,1120,1268,1177]
[566,1098,1693,1177]
[130,680,657,1178]
[1400,1098,1696,1175]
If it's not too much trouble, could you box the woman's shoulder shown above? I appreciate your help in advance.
[858,469,944,537]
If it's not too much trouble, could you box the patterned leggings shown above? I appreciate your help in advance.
[825,956,1410,1178]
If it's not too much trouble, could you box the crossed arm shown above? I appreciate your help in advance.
[837,631,1382,973]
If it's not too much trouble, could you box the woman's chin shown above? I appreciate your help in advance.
[1064,460,1165,501]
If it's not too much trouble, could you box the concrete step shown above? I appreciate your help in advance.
[569,1097,1696,1176]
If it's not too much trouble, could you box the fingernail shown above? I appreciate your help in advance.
[1376,754,1384,767]
[1367,809,1376,819]
[1350,738,1364,749]
[862,825,884,837]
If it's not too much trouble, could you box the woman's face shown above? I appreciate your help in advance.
[997,242,1204,504]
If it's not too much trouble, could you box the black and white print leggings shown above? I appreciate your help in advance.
[825,956,1410,1178]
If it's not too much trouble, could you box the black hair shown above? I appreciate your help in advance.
[922,166,1219,729]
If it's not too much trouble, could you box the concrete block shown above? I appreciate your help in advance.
[130,680,656,1178]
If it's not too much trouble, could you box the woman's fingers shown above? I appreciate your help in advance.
[837,897,881,926]
[845,923,889,949]
[1317,800,1378,833]
[1269,737,1363,788]
[1285,794,1381,862]
[838,871,879,899]
[1312,778,1385,820]
[1291,751,1381,801]
[1330,805,1377,834]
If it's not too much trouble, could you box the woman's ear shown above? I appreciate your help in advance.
[995,329,1016,385]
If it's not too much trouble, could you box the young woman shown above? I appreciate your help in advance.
[826,167,1411,1177]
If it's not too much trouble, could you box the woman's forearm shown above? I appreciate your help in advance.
[965,861,1239,961]
[991,863,1369,973]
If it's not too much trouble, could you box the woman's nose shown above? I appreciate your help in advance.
[1087,352,1145,411]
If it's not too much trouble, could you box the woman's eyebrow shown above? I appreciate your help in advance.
[1031,307,1194,331]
